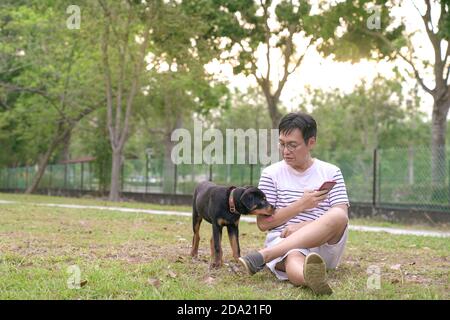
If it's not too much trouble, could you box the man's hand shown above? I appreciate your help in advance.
[300,189,329,210]
[280,221,313,238]
[256,189,329,232]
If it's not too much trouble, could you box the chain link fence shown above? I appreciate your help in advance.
[0,146,449,212]
[319,146,450,212]
[375,146,449,210]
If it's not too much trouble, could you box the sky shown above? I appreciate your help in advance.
[203,0,445,119]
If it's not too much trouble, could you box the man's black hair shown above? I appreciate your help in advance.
[278,112,317,144]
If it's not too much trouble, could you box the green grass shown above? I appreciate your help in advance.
[1,192,449,231]
[0,194,449,299]
[0,192,192,212]
[346,217,450,232]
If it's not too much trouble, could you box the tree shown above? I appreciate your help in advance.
[131,0,228,193]
[71,108,113,194]
[323,0,449,185]
[214,87,274,132]
[136,71,227,192]
[98,0,155,201]
[308,75,426,155]
[183,0,342,128]
[0,1,104,193]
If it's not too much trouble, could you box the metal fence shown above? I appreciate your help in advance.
[0,160,264,195]
[319,146,450,212]
[0,146,449,212]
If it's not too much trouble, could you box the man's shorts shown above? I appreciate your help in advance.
[264,225,349,281]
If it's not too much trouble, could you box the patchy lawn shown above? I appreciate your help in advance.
[0,194,448,299]
[1,192,449,232]
[0,192,193,212]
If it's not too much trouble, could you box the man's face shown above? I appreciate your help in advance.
[279,129,315,168]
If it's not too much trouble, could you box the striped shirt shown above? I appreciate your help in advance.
[258,159,350,233]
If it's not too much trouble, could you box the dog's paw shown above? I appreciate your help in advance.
[209,261,223,269]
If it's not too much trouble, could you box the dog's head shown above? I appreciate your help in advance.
[239,187,275,216]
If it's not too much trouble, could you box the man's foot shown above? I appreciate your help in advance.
[303,252,333,295]
[238,251,265,275]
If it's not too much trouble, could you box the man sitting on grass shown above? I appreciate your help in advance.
[239,112,350,295]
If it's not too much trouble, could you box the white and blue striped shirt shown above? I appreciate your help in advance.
[258,159,350,233]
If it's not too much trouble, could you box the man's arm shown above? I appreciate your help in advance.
[257,202,305,232]
[326,203,348,217]
[256,189,329,231]
[279,203,348,237]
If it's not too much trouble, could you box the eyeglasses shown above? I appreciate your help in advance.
[278,142,301,152]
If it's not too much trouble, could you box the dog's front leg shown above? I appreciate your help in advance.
[210,223,223,268]
[227,224,240,261]
[190,213,202,259]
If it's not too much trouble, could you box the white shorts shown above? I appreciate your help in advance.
[264,225,349,281]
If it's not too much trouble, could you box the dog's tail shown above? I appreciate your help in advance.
[191,187,202,258]
[192,186,200,232]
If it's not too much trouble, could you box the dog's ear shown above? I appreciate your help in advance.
[239,187,259,211]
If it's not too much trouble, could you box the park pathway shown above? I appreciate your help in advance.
[1,199,449,238]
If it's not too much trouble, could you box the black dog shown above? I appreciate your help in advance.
[191,181,275,268]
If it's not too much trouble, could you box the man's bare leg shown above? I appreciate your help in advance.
[260,209,348,263]
[273,247,332,294]
[282,252,306,286]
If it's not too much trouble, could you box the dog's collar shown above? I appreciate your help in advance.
[228,187,240,215]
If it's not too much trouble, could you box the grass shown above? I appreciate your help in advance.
[1,192,449,231]
[0,193,449,299]
[0,192,192,212]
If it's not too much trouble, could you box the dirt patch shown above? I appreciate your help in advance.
[341,247,450,290]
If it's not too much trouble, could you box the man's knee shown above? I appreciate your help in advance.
[285,252,306,286]
[327,210,348,244]
[286,270,305,286]
[334,210,349,230]
[322,209,348,230]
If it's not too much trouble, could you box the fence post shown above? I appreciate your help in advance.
[372,148,377,208]
[121,161,124,193]
[49,165,53,190]
[174,164,178,194]
[239,166,243,185]
[7,168,10,189]
[209,165,212,182]
[81,162,84,191]
[250,164,254,186]
[25,166,29,190]
[64,163,67,190]
[145,154,149,194]
[88,162,92,191]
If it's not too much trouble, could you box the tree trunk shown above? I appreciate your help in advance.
[25,149,54,194]
[267,97,282,129]
[109,148,122,201]
[162,116,182,194]
[430,98,449,186]
[25,128,70,194]
[408,145,414,185]
[100,2,151,201]
[62,131,72,162]
[162,135,175,194]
